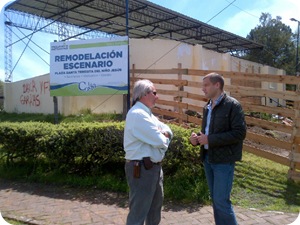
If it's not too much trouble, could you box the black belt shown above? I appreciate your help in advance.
[126,159,161,165]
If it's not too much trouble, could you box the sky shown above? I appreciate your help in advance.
[0,0,300,82]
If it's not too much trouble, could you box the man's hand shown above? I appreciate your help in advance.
[190,132,199,146]
[196,132,208,145]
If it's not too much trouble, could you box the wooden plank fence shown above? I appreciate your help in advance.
[130,64,300,182]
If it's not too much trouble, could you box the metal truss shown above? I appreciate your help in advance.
[3,9,115,82]
[4,19,12,82]
[3,0,263,82]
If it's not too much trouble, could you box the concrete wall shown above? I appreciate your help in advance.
[3,74,124,115]
[4,38,284,115]
[4,74,57,114]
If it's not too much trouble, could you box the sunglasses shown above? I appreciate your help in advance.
[151,91,157,96]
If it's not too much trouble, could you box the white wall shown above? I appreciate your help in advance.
[4,38,285,115]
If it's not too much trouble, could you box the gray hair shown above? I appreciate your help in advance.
[132,79,154,105]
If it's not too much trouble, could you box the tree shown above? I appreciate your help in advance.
[243,13,296,75]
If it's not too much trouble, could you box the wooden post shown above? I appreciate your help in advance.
[122,95,127,120]
[288,87,300,181]
[131,63,135,100]
[53,96,58,124]
[123,64,135,119]
[130,64,136,105]
[174,63,183,123]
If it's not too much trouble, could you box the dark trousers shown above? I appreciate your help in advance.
[125,161,163,225]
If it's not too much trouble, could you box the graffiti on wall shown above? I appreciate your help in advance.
[20,79,50,107]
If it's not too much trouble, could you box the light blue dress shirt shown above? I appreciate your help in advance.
[124,102,173,163]
[204,94,224,149]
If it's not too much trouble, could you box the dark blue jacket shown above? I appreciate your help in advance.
[200,94,246,163]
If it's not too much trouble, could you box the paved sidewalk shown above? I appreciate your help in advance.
[0,179,298,225]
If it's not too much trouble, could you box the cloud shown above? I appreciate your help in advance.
[223,11,259,37]
[223,0,300,37]
[270,0,300,31]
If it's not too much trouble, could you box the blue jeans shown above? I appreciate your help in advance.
[204,155,238,225]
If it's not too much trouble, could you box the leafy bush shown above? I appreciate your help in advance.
[0,122,203,175]
[0,120,209,203]
[1,114,299,210]
[0,122,52,163]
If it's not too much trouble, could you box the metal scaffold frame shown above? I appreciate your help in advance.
[3,0,263,82]
[3,10,114,82]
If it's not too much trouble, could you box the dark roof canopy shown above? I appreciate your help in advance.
[5,0,263,53]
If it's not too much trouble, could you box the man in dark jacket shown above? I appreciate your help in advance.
[190,72,246,225]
